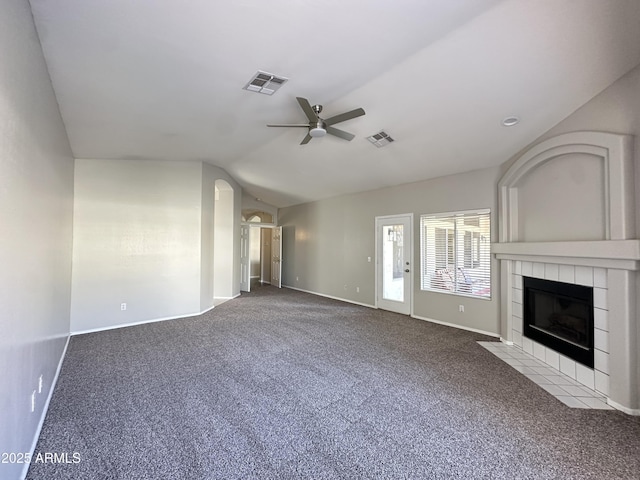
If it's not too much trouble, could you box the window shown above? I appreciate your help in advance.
[420,210,491,298]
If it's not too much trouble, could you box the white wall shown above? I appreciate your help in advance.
[72,159,242,332]
[213,180,235,299]
[279,167,501,335]
[200,163,215,311]
[71,159,204,332]
[0,2,74,479]
[242,194,278,224]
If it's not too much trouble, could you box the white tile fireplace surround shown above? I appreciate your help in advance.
[511,261,607,392]
[493,131,640,415]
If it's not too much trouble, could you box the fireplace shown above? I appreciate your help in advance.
[494,131,639,413]
[523,277,594,368]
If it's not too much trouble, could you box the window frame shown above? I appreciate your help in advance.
[420,209,491,300]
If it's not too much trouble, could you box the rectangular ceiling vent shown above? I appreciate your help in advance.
[243,71,289,95]
[366,130,395,148]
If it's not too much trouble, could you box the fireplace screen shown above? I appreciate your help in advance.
[523,277,594,368]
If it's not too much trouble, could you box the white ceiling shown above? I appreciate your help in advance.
[29,0,640,207]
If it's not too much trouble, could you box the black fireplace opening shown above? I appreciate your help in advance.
[523,276,594,368]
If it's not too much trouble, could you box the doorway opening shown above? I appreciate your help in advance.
[240,217,282,292]
[249,224,273,289]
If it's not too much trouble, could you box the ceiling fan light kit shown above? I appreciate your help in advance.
[309,127,327,138]
[268,97,365,145]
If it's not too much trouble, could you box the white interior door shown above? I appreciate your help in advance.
[240,224,250,292]
[376,215,412,315]
[271,226,282,288]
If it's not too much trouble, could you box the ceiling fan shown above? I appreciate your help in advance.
[267,97,365,145]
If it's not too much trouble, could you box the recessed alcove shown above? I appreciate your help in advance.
[516,152,606,242]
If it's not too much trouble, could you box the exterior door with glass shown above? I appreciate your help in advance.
[376,215,412,315]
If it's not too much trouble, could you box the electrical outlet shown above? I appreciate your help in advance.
[121,303,127,311]
[38,374,43,394]
[367,256,371,263]
[356,287,360,293]
[459,305,465,313]
[296,276,299,281]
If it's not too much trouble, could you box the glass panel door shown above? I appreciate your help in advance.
[376,214,412,315]
[382,224,404,301]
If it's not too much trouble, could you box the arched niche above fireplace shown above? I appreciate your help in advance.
[498,131,635,243]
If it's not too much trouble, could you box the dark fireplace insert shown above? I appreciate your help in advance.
[523,276,594,368]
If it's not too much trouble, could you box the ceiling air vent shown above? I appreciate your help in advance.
[243,71,289,95]
[366,130,395,148]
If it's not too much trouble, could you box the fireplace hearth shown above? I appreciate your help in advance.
[523,276,594,368]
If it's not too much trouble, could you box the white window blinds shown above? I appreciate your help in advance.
[420,210,491,298]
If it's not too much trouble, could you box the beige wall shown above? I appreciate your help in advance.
[279,167,501,335]
[0,1,75,479]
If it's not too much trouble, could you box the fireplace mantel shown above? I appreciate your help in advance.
[493,239,640,270]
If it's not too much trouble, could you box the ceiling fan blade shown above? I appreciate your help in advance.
[300,133,313,145]
[297,97,318,122]
[267,124,310,127]
[326,126,355,141]
[324,107,365,126]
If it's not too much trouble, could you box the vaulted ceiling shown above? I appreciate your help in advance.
[29,0,640,207]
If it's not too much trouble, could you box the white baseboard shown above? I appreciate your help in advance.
[411,314,500,338]
[21,334,70,480]
[283,286,499,338]
[607,398,640,416]
[214,294,240,301]
[500,337,514,345]
[282,285,376,309]
[71,304,216,336]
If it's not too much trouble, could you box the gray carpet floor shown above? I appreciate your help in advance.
[28,285,640,479]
